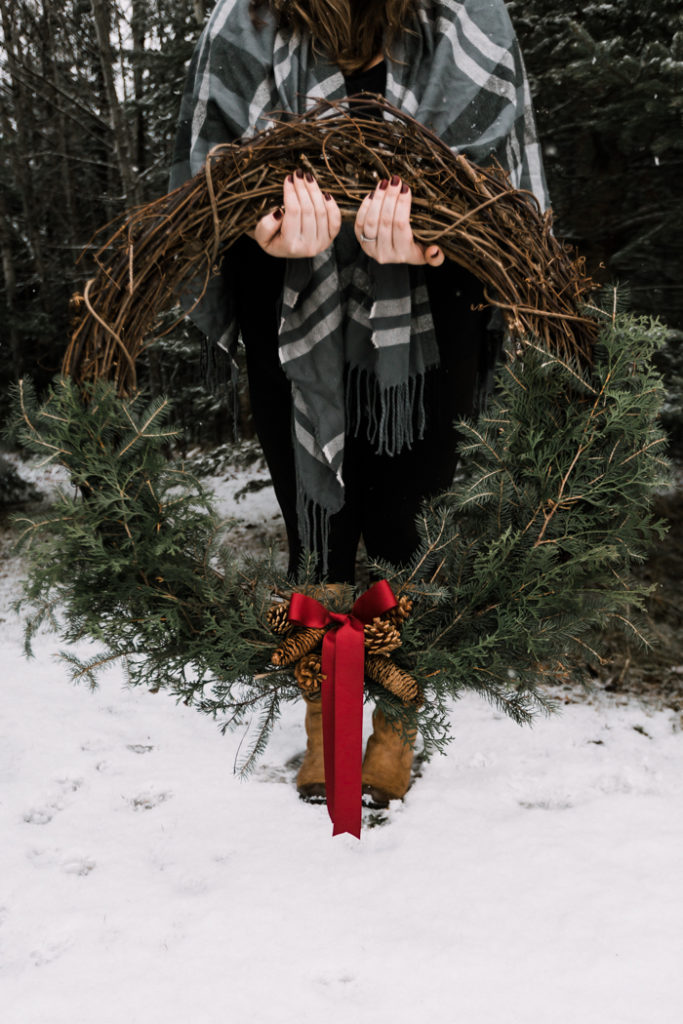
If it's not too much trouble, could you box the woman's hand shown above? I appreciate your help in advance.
[354,176,445,266]
[247,170,342,258]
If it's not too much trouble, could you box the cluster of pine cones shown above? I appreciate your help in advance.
[265,594,421,705]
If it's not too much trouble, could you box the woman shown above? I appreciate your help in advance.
[172,0,547,806]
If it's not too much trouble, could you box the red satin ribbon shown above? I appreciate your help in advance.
[288,580,397,838]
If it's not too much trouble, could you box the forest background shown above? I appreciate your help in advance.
[0,1,682,693]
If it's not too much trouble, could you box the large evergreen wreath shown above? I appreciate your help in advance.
[10,306,667,768]
[8,102,669,769]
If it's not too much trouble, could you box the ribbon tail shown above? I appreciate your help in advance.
[290,582,397,840]
[321,632,337,826]
[321,627,364,839]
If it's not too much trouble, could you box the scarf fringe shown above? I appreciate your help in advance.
[346,366,427,457]
[296,484,332,578]
[294,368,428,578]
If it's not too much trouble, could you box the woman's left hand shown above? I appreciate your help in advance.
[354,176,445,266]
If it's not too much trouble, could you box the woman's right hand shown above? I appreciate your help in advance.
[247,170,342,258]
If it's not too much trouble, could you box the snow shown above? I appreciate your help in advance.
[1,459,682,1023]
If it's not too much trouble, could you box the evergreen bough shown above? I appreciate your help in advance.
[9,300,669,770]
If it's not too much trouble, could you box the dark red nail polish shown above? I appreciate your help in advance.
[295,168,304,179]
[324,192,332,201]
[273,208,283,221]
[391,174,400,187]
[401,182,409,194]
[305,171,314,183]
[379,179,389,190]
[286,174,293,184]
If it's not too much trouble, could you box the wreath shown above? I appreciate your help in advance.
[11,100,668,781]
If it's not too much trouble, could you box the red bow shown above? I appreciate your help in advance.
[288,580,397,838]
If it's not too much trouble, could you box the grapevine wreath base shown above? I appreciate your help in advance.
[11,101,669,834]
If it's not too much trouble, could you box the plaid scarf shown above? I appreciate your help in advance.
[171,0,548,568]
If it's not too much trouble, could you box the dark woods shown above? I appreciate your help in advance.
[1,0,681,445]
[0,0,224,443]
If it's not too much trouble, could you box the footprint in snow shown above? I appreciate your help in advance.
[30,938,73,967]
[28,847,96,876]
[27,847,61,868]
[253,762,292,784]
[128,790,172,811]
[519,797,575,811]
[80,740,110,754]
[61,856,96,876]
[23,807,56,825]
[55,776,84,792]
[466,751,497,769]
[22,775,85,825]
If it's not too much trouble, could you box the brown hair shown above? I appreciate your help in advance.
[249,0,420,74]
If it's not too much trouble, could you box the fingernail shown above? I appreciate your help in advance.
[295,168,304,179]
[401,182,409,194]
[305,171,314,183]
[273,208,283,221]
[379,179,389,190]
[286,174,293,184]
[390,174,400,187]
[324,192,332,201]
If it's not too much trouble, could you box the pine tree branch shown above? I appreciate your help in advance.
[533,443,587,546]
[16,380,71,459]
[117,398,171,457]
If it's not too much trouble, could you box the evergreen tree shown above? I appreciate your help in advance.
[510,0,683,315]
[0,1,227,441]
[509,1,683,448]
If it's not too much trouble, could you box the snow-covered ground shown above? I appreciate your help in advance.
[1,455,682,1023]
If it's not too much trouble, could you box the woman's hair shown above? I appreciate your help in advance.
[249,1,420,74]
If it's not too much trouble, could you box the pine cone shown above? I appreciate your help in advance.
[364,616,402,656]
[266,602,291,635]
[270,627,326,667]
[293,652,325,696]
[385,594,413,628]
[365,654,422,706]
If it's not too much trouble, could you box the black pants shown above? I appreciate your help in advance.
[233,237,490,583]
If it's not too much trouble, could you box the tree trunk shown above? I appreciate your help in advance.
[0,0,47,291]
[0,189,22,380]
[131,0,147,174]
[41,1,77,246]
[89,0,140,205]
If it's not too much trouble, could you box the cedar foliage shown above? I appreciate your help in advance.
[8,301,669,768]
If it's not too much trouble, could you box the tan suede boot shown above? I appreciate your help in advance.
[362,706,415,807]
[296,695,326,802]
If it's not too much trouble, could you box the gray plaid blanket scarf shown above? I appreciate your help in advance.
[171,0,548,568]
